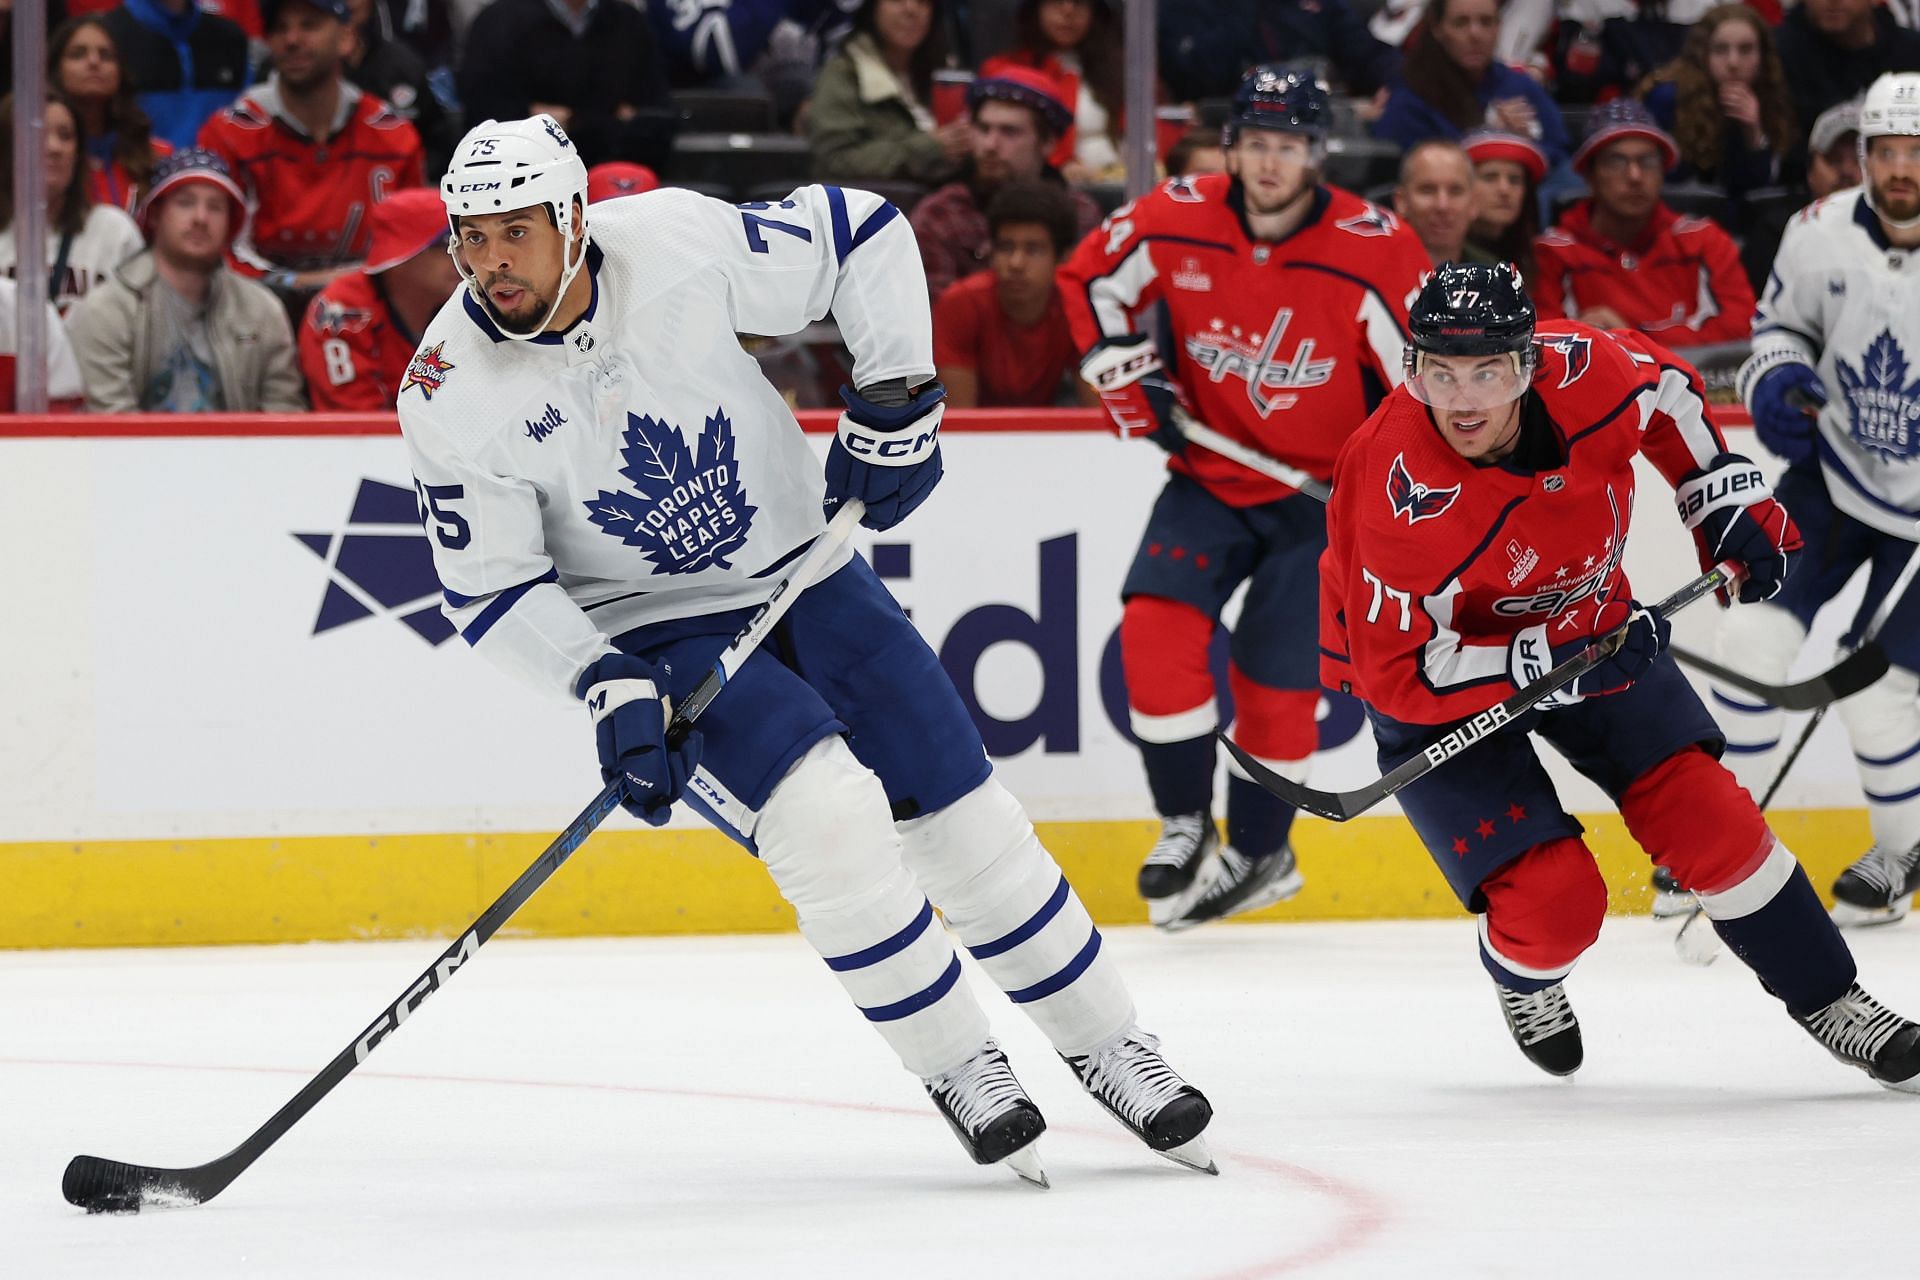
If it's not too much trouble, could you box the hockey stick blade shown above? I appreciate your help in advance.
[1669,641,1888,712]
[1223,563,1736,822]
[63,506,865,1214]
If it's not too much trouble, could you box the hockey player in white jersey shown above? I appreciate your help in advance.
[1718,72,1920,925]
[396,115,1215,1183]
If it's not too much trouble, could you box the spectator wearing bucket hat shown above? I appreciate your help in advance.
[908,67,1101,301]
[298,185,458,410]
[66,148,305,412]
[1532,99,1754,345]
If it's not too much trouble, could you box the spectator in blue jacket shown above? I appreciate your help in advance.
[1158,0,1398,104]
[1372,0,1568,168]
[101,0,251,150]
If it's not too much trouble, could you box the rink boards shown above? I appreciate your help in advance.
[0,412,1869,947]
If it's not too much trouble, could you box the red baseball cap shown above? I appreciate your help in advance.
[1462,130,1548,185]
[587,162,661,204]
[364,187,450,274]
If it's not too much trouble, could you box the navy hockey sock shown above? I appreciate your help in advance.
[1712,865,1857,1018]
[1140,735,1215,817]
[1226,772,1297,858]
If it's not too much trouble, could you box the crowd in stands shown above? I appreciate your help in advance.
[1,0,1915,412]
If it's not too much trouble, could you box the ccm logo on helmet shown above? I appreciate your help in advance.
[456,181,504,193]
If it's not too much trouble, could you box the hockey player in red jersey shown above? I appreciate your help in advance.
[1058,65,1432,929]
[1320,261,1920,1088]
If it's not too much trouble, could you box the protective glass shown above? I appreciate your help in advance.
[1404,350,1534,410]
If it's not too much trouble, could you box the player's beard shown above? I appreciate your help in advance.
[480,273,553,334]
[1872,177,1920,225]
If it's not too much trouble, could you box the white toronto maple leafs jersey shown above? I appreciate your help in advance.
[1741,190,1920,538]
[396,185,933,698]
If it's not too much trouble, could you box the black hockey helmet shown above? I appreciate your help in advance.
[1222,65,1331,146]
[1405,262,1538,407]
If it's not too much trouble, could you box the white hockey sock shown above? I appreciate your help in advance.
[1708,604,1805,793]
[757,737,989,1079]
[899,777,1135,1057]
[1838,665,1920,852]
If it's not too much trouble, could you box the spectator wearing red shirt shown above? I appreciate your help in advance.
[1533,99,1754,346]
[198,0,424,307]
[298,186,457,410]
[908,67,1101,302]
[934,179,1081,407]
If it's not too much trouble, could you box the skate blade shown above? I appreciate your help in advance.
[1160,863,1304,933]
[1149,853,1225,929]
[1831,897,1913,929]
[1155,1134,1219,1175]
[1001,1143,1050,1188]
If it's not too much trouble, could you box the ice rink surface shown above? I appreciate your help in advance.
[7,917,1918,1279]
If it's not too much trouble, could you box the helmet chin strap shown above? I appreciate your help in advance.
[455,212,590,342]
[1868,186,1920,232]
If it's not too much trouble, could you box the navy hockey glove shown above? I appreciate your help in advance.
[1509,597,1671,707]
[1078,335,1187,455]
[823,380,944,531]
[1747,362,1824,467]
[578,653,702,827]
[1674,452,1803,604]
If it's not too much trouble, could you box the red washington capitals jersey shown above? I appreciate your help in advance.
[299,270,421,411]
[1058,173,1433,507]
[1320,323,1728,726]
[198,82,424,274]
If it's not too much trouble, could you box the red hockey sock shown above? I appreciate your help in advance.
[1224,664,1319,762]
[1620,747,1773,894]
[1120,595,1217,728]
[1480,837,1608,978]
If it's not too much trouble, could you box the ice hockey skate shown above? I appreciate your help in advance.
[1138,813,1221,926]
[922,1040,1049,1187]
[1794,983,1920,1092]
[1649,865,1696,918]
[1163,843,1304,932]
[1062,1027,1216,1173]
[1494,981,1583,1077]
[1830,841,1920,927]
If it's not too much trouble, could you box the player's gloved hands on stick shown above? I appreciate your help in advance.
[824,379,945,532]
[1674,452,1803,603]
[1079,334,1188,455]
[1747,362,1824,466]
[1510,597,1671,706]
[578,653,702,826]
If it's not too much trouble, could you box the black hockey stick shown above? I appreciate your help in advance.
[62,501,867,1214]
[1222,563,1738,822]
[1667,642,1888,712]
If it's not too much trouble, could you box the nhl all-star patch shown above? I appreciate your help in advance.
[584,408,757,574]
[401,341,455,400]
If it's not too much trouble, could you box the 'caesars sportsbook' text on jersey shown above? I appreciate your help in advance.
[1740,191,1920,538]
[1058,173,1432,506]
[397,187,930,698]
[1321,324,1729,725]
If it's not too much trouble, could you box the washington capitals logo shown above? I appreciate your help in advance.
[1185,306,1337,416]
[310,297,373,337]
[1835,330,1920,462]
[1335,205,1399,238]
[401,342,455,400]
[293,479,454,645]
[1387,452,1460,524]
[1539,334,1592,388]
[584,408,757,574]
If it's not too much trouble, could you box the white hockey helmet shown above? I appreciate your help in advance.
[441,114,591,340]
[1860,73,1920,142]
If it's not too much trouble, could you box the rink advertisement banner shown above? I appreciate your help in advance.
[0,417,1869,945]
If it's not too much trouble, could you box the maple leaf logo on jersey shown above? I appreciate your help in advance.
[1387,452,1460,524]
[401,342,455,400]
[310,297,373,338]
[1335,205,1399,237]
[1834,329,1920,462]
[1539,334,1591,388]
[583,408,757,574]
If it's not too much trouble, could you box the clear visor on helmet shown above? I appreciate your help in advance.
[1403,348,1536,410]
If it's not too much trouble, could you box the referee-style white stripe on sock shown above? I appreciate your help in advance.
[1129,702,1218,744]
[1694,837,1797,921]
[1476,914,1579,982]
